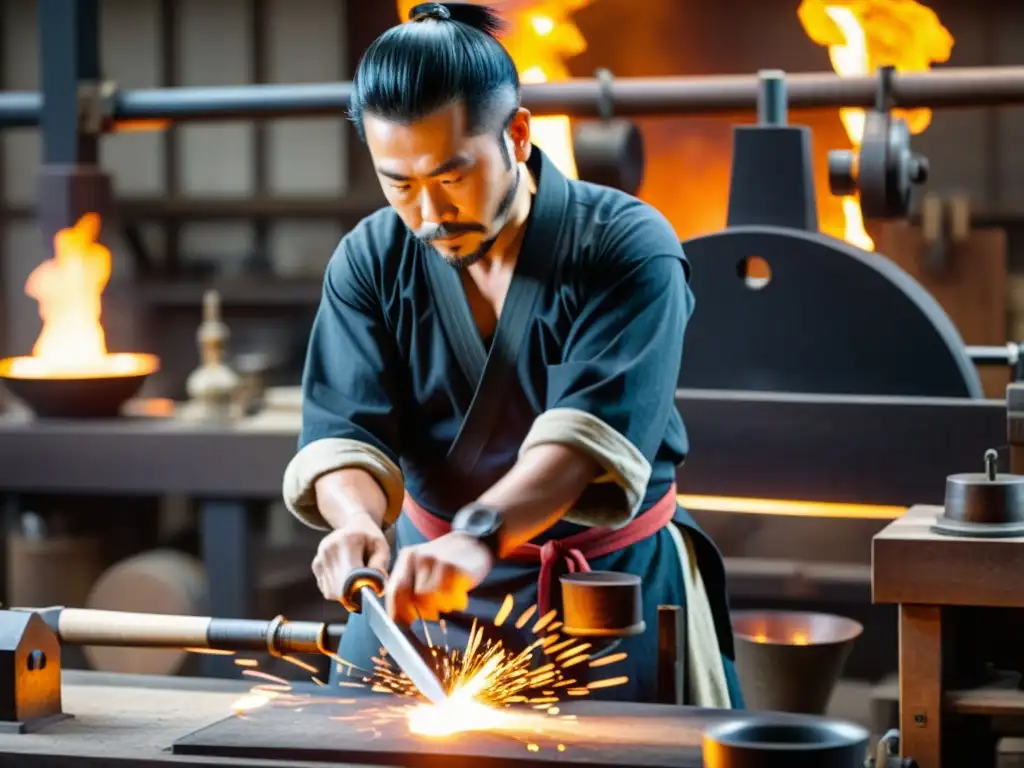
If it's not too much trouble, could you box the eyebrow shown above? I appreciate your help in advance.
[376,154,471,182]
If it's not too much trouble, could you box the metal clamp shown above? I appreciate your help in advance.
[265,614,287,658]
[594,68,615,121]
[921,193,971,272]
[77,79,117,135]
[875,65,896,113]
[864,728,917,768]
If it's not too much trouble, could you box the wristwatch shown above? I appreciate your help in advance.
[451,503,504,560]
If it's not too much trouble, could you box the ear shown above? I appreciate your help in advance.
[507,107,532,164]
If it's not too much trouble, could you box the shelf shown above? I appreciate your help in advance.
[138,276,322,307]
[946,672,1024,717]
[2,192,386,221]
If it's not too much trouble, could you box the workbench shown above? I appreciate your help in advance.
[872,505,1024,768]
[0,670,864,768]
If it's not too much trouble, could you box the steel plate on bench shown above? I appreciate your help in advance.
[173,695,751,767]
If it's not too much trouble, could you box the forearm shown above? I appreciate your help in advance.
[314,467,389,530]
[476,442,601,554]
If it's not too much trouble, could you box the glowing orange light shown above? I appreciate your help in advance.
[678,494,906,520]
[407,656,513,736]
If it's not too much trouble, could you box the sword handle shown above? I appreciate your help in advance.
[340,567,386,614]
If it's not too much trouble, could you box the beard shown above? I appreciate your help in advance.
[416,166,522,270]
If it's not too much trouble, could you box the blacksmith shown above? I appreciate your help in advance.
[283,1,743,707]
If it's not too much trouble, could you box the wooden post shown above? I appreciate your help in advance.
[657,605,686,705]
[898,605,943,768]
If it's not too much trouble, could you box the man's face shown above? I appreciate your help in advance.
[364,102,531,268]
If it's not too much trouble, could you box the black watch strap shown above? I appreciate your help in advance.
[451,504,503,560]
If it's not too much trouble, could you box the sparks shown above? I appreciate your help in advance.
[225,595,632,746]
[363,596,630,738]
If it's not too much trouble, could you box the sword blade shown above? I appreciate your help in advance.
[360,587,448,705]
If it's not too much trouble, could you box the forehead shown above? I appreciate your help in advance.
[364,102,479,166]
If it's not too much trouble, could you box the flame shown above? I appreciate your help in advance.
[798,0,954,251]
[5,213,157,380]
[751,630,809,645]
[396,0,592,179]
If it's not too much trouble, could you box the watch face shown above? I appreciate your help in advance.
[460,505,501,537]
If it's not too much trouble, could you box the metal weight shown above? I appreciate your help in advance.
[572,118,645,195]
[571,68,646,196]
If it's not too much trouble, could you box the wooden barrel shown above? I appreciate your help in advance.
[83,549,210,676]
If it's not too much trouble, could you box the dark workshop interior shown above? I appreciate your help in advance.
[1,0,1024,766]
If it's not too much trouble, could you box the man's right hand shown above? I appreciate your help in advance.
[312,512,391,602]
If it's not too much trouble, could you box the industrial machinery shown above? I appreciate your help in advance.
[678,69,979,398]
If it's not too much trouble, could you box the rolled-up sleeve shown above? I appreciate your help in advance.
[521,211,691,528]
[282,241,405,529]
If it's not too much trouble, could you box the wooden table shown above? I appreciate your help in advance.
[873,505,1024,768]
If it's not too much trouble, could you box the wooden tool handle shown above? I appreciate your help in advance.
[340,568,385,614]
[55,608,212,648]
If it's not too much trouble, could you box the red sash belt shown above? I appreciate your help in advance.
[401,484,678,618]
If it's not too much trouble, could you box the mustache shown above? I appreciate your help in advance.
[414,221,486,242]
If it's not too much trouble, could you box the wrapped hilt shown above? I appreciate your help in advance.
[339,568,385,614]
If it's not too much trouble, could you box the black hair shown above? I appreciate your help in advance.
[348,3,521,146]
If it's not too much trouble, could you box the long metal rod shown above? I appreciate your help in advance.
[4,66,1024,127]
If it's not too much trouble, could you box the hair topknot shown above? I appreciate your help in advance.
[349,4,519,141]
[408,3,506,37]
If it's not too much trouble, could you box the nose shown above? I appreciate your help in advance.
[418,185,454,225]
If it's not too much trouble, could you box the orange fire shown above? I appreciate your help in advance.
[396,0,591,178]
[798,0,954,251]
[6,213,157,380]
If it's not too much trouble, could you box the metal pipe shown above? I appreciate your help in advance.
[967,344,1021,366]
[4,66,1024,128]
[116,82,354,121]
[22,607,345,656]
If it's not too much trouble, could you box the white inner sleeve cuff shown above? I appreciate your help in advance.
[518,407,652,528]
[282,438,405,530]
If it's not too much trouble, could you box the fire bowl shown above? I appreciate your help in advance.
[731,610,863,715]
[0,353,160,418]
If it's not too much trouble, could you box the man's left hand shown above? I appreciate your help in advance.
[385,532,494,625]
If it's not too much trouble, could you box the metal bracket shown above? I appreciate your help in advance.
[864,728,917,768]
[920,193,971,273]
[827,66,930,222]
[77,79,117,135]
[594,68,615,121]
